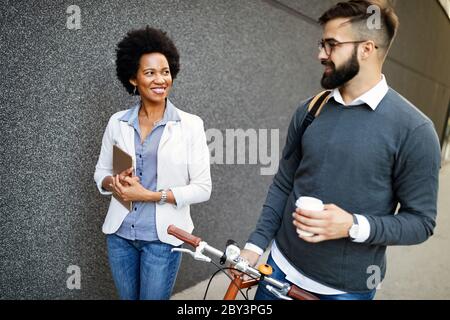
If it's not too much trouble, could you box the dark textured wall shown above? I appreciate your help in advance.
[1,0,449,299]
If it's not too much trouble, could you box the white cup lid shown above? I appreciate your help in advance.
[295,196,324,211]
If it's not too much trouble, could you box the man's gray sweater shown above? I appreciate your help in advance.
[248,88,441,292]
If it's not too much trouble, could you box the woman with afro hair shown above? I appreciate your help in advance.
[94,26,211,300]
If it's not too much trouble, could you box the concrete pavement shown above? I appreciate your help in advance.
[172,162,450,300]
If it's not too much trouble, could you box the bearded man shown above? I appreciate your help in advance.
[239,0,441,300]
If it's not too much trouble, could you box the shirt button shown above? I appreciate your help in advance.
[139,155,142,158]
[134,207,137,211]
[131,225,134,228]
[140,173,142,176]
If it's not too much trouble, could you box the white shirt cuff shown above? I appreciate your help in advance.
[244,243,264,256]
[98,175,113,196]
[352,214,371,243]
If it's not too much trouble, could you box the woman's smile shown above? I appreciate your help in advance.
[150,87,167,94]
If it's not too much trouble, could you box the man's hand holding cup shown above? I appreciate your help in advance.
[293,196,354,243]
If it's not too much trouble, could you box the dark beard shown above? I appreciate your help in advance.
[321,47,360,89]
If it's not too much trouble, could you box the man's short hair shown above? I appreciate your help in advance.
[318,0,399,55]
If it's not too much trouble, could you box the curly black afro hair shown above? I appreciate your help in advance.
[116,26,180,95]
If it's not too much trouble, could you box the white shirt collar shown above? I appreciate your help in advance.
[330,74,389,110]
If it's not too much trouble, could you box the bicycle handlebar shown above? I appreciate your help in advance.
[168,225,202,247]
[167,224,319,300]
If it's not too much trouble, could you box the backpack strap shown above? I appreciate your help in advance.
[308,90,331,117]
[302,90,331,134]
[282,90,331,160]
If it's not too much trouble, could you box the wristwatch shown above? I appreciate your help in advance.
[348,214,360,241]
[158,189,167,205]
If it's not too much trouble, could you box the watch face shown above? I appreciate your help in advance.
[350,225,359,239]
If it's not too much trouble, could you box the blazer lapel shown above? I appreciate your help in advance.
[119,120,135,157]
[159,121,176,150]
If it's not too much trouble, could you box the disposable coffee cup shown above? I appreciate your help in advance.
[295,196,324,237]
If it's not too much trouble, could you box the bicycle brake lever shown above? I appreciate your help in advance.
[171,247,212,263]
[171,248,194,256]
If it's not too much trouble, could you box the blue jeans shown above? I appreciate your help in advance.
[254,254,376,300]
[106,234,182,300]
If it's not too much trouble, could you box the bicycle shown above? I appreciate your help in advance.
[168,225,319,300]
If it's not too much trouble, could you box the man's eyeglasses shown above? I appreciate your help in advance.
[318,39,378,56]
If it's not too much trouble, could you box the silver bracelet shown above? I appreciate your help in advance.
[158,189,167,205]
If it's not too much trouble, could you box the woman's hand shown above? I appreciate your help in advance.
[109,167,174,203]
[117,167,133,185]
[101,168,133,192]
[110,169,149,202]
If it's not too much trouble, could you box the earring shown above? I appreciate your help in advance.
[133,86,137,95]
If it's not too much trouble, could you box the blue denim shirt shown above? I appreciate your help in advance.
[115,100,181,241]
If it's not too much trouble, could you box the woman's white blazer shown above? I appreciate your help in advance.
[94,100,211,246]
